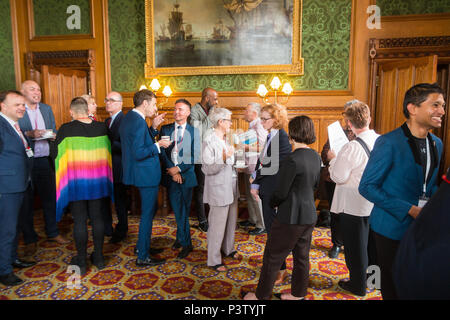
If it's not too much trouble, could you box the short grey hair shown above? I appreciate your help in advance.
[344,99,363,109]
[208,107,232,127]
[247,102,261,116]
[81,94,95,104]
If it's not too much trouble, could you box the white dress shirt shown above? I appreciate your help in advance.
[132,109,160,153]
[329,129,380,217]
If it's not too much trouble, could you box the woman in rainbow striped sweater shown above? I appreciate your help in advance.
[54,97,113,275]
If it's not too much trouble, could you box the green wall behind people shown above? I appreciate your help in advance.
[0,0,16,91]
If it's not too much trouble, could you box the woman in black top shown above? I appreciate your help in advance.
[244,115,321,300]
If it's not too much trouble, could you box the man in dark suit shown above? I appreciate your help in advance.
[0,90,36,287]
[119,89,171,267]
[104,91,128,243]
[359,83,445,300]
[18,80,68,257]
[393,167,450,299]
[160,99,199,259]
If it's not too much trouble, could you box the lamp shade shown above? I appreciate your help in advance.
[150,79,161,91]
[256,84,269,97]
[270,76,282,90]
[162,85,172,97]
[139,84,147,90]
[282,82,293,95]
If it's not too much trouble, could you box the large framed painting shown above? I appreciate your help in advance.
[145,0,303,77]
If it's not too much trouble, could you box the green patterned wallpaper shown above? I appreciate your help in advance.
[378,0,450,16]
[110,0,351,92]
[0,0,15,91]
[33,0,91,36]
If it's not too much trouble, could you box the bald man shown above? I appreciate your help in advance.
[18,81,68,256]
[104,92,129,243]
[189,87,219,232]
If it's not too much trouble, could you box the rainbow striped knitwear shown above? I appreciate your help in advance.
[55,120,114,221]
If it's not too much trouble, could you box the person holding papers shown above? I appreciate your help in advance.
[328,101,379,296]
[320,101,356,259]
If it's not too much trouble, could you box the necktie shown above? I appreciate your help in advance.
[106,118,112,128]
[14,123,29,148]
[176,125,183,145]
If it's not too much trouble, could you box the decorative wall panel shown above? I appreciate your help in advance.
[33,0,91,36]
[0,1,15,91]
[377,0,450,16]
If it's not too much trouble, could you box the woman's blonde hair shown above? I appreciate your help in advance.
[261,104,288,130]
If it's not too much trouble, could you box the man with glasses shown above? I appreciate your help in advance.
[104,92,128,243]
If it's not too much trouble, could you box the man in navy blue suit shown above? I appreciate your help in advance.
[104,91,128,243]
[359,83,445,300]
[120,89,171,267]
[18,80,68,257]
[160,99,199,259]
[0,90,36,287]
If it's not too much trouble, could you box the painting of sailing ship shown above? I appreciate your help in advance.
[153,0,294,69]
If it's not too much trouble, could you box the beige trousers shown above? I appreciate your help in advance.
[244,173,265,229]
[207,198,238,267]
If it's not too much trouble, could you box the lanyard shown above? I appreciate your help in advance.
[423,137,431,195]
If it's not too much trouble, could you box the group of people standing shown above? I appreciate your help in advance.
[1,81,448,301]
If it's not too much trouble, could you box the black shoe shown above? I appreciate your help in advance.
[198,222,208,232]
[12,259,36,269]
[249,228,266,235]
[90,254,106,270]
[136,257,166,267]
[69,256,87,275]
[338,280,366,297]
[0,273,23,287]
[172,240,182,249]
[177,246,193,259]
[110,233,126,244]
[134,247,164,256]
[328,245,342,259]
[239,220,256,228]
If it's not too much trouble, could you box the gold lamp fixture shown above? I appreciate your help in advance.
[256,76,293,105]
[140,79,173,106]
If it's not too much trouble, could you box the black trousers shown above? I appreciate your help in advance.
[20,157,59,243]
[193,164,207,224]
[71,199,104,260]
[255,218,314,299]
[340,213,371,294]
[372,229,399,300]
[103,182,128,236]
[260,192,286,271]
[326,181,343,247]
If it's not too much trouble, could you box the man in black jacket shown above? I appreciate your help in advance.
[104,92,128,243]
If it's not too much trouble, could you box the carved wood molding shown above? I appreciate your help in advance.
[369,36,450,60]
[27,49,96,71]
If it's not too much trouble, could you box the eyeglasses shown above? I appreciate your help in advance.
[104,98,122,103]
[221,119,232,122]
[260,117,272,122]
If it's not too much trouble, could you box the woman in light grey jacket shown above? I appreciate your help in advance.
[202,108,240,271]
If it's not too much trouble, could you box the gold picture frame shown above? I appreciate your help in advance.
[145,0,303,77]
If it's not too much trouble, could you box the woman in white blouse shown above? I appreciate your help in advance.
[328,101,379,297]
[202,108,240,271]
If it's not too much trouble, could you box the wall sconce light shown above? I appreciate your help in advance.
[140,78,173,107]
[256,76,293,105]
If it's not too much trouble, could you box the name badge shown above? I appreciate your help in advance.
[26,147,34,158]
[418,196,429,208]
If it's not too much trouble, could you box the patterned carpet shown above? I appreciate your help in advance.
[0,211,382,300]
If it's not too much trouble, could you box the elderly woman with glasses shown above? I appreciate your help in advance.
[202,107,240,272]
[250,103,292,284]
